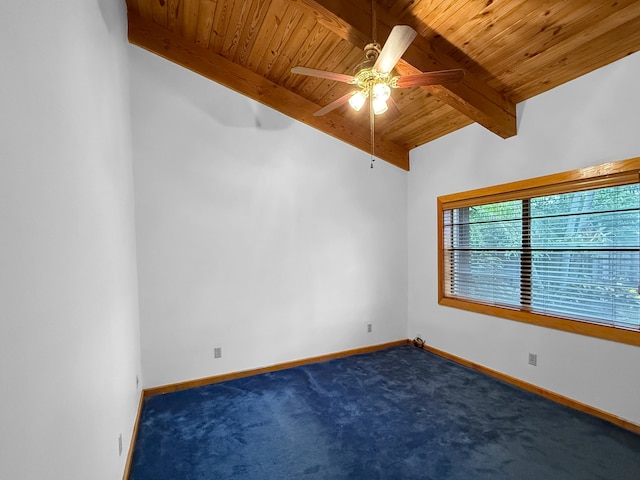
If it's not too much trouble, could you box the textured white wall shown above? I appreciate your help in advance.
[0,1,141,478]
[408,52,640,425]
[129,47,408,388]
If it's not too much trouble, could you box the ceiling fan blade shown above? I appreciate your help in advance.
[393,69,465,88]
[291,66,355,84]
[313,92,353,117]
[374,25,417,74]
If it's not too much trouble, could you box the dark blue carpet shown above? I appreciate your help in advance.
[129,345,640,479]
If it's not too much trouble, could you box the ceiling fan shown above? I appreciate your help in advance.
[291,25,465,118]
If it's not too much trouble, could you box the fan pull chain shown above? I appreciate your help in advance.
[370,0,376,168]
[370,92,375,169]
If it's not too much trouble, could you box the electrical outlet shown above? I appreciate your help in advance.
[367,323,373,333]
[528,353,537,366]
[118,433,123,456]
[214,347,222,359]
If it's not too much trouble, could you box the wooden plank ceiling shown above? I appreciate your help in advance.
[126,0,640,170]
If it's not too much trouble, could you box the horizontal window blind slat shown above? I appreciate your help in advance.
[445,248,639,255]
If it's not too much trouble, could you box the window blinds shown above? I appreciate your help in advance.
[443,184,640,330]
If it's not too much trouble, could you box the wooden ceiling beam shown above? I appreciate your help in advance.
[127,12,409,170]
[295,0,517,139]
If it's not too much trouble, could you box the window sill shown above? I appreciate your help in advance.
[438,295,640,347]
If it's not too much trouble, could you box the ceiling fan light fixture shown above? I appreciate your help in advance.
[373,82,391,101]
[372,97,388,115]
[349,91,367,111]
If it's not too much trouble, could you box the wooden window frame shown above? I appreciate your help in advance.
[438,157,640,347]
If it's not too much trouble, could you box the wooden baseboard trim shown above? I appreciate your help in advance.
[144,339,410,398]
[418,343,640,435]
[122,390,144,480]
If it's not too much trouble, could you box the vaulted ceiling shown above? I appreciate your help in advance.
[126,0,640,170]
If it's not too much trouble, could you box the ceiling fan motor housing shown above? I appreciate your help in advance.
[363,42,381,60]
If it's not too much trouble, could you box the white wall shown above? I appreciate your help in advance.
[409,52,640,425]
[129,47,408,388]
[0,1,141,478]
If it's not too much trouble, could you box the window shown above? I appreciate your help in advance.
[438,158,640,346]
